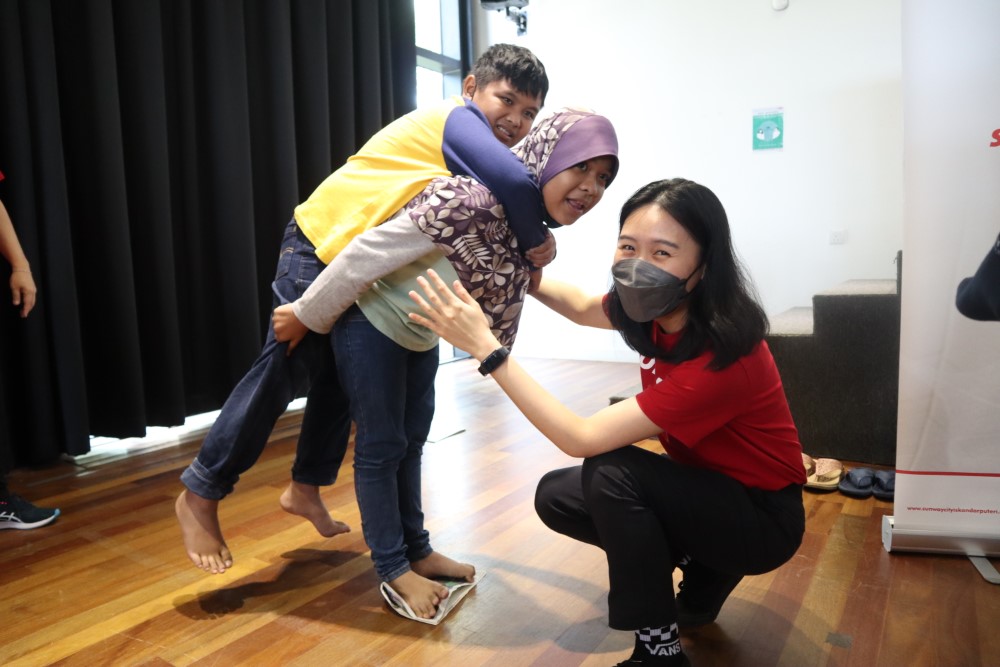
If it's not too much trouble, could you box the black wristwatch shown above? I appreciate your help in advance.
[477,346,510,376]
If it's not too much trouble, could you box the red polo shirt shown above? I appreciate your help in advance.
[634,325,806,490]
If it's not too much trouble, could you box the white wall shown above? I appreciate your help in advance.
[478,0,903,362]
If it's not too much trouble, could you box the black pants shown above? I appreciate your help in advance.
[534,445,804,630]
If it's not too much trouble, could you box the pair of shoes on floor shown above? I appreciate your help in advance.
[802,453,844,492]
[838,468,895,501]
[0,494,61,530]
[675,560,743,628]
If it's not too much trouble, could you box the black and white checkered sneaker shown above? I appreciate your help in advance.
[0,494,60,530]
[613,652,692,667]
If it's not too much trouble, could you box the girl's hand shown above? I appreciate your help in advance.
[272,303,308,356]
[409,269,501,360]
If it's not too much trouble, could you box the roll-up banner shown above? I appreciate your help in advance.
[884,0,1000,582]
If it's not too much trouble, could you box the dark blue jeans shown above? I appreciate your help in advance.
[332,306,438,582]
[180,219,352,500]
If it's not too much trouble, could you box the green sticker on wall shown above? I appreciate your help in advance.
[753,108,783,151]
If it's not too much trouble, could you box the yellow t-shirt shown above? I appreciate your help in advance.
[293,96,465,264]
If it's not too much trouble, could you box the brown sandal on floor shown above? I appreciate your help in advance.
[802,453,816,477]
[804,456,844,492]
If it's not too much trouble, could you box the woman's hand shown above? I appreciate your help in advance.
[10,269,36,318]
[409,269,501,361]
[272,303,308,356]
[528,266,543,294]
[524,230,556,269]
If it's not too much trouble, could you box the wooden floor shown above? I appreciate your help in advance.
[2,358,998,667]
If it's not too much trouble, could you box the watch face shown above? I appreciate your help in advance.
[478,347,509,375]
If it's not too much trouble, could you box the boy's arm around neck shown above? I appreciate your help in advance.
[441,104,547,252]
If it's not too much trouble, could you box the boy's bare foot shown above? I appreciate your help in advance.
[411,551,476,583]
[279,482,351,538]
[389,570,450,619]
[175,490,233,574]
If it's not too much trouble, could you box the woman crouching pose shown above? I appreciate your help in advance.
[409,178,806,667]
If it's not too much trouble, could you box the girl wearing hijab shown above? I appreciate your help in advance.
[409,178,806,666]
[274,108,620,619]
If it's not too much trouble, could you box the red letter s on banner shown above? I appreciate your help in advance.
[991,128,1000,147]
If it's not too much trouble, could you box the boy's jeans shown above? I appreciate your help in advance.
[332,306,437,582]
[181,219,352,500]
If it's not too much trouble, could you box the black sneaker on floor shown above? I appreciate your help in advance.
[675,561,743,628]
[0,494,60,530]
[613,655,692,667]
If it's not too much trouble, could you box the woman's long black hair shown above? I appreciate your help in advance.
[606,178,768,370]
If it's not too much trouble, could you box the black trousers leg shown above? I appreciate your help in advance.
[535,465,602,548]
[535,445,804,630]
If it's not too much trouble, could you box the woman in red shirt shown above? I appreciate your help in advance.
[410,178,805,667]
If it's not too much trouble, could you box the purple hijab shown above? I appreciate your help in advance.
[409,107,619,348]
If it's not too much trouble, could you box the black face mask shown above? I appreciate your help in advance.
[612,258,700,322]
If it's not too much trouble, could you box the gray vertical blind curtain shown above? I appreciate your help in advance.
[0,0,416,470]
